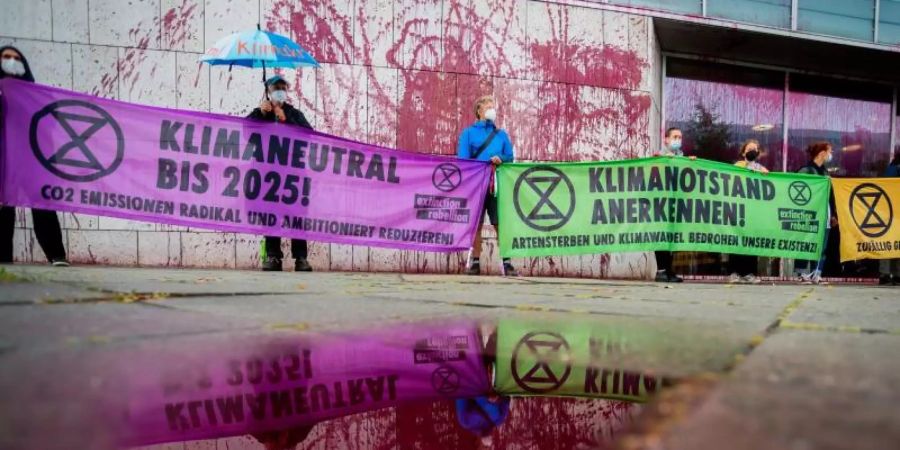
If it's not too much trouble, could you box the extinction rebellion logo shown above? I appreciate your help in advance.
[432,163,462,192]
[849,183,893,238]
[511,331,572,393]
[30,100,124,182]
[788,181,812,207]
[513,166,576,232]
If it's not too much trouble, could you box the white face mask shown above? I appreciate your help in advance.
[1,58,25,77]
[269,89,288,104]
[483,108,497,122]
[826,153,833,163]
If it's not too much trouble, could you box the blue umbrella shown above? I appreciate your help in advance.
[200,24,319,92]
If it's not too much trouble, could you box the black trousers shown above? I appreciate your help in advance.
[728,254,758,276]
[0,207,66,263]
[264,236,308,260]
[654,251,673,276]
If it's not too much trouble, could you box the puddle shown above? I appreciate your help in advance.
[131,397,639,450]
[2,313,746,450]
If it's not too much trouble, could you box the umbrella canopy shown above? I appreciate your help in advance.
[200,27,319,69]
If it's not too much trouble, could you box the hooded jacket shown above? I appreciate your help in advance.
[0,45,35,83]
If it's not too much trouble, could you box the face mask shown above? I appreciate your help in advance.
[826,153,833,163]
[483,108,497,122]
[669,139,682,151]
[745,150,759,162]
[1,58,25,77]
[269,90,288,104]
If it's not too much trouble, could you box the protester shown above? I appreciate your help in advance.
[455,395,511,445]
[457,95,518,276]
[879,151,900,285]
[247,75,312,272]
[454,324,510,446]
[795,142,836,285]
[653,127,686,283]
[727,139,768,284]
[0,46,68,267]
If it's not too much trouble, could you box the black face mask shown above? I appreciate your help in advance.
[745,150,759,162]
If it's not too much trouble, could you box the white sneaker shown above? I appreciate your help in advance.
[727,273,741,284]
[800,271,826,285]
[741,274,761,284]
[799,273,813,285]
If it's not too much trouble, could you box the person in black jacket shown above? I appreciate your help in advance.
[247,75,312,272]
[880,150,900,285]
[795,142,836,284]
[0,46,68,266]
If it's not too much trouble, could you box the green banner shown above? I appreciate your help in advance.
[497,157,830,260]
[494,318,664,402]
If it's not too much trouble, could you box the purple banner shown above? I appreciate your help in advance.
[116,321,490,446]
[0,79,491,252]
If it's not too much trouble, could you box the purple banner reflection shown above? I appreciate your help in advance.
[112,321,490,446]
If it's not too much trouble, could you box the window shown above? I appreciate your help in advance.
[787,75,893,177]
[797,0,876,41]
[707,0,792,28]
[879,0,900,44]
[665,59,785,169]
[608,0,702,15]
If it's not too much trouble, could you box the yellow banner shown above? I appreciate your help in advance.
[833,178,900,262]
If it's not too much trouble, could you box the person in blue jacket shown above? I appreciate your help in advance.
[455,395,511,444]
[457,95,517,276]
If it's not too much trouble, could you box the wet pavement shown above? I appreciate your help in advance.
[0,265,897,450]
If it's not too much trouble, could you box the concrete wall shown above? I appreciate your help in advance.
[2,0,662,278]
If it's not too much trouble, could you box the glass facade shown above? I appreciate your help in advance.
[880,0,900,44]
[665,58,896,277]
[786,76,893,178]
[707,0,791,28]
[598,0,900,45]
[798,0,876,41]
[665,59,785,170]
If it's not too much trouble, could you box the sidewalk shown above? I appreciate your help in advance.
[0,265,898,449]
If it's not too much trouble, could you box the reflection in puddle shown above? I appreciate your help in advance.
[132,396,639,450]
[5,315,693,449]
[121,321,490,446]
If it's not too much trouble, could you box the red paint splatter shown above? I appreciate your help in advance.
[162,1,199,50]
[80,0,656,275]
[288,0,353,64]
[139,397,636,449]
[112,2,200,98]
[264,0,654,276]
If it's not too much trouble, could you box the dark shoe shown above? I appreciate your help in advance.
[294,258,312,272]
[50,259,70,267]
[262,256,282,272]
[502,262,519,277]
[466,262,480,275]
[879,274,893,285]
[656,271,683,283]
[667,274,684,283]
